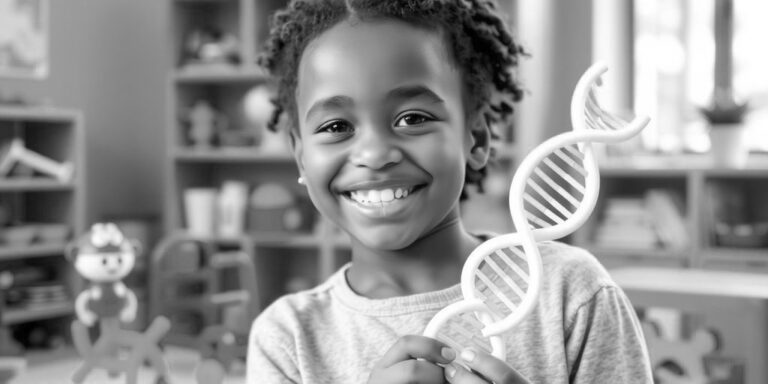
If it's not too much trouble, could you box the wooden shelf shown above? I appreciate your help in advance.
[174,0,229,3]
[701,248,768,264]
[0,243,67,261]
[215,232,349,249]
[174,66,269,84]
[0,178,75,191]
[2,301,74,325]
[599,153,768,175]
[0,105,81,123]
[173,148,293,163]
[588,246,689,260]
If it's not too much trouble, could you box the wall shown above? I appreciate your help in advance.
[516,0,593,152]
[0,0,168,225]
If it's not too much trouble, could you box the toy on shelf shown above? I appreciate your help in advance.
[248,183,313,234]
[242,85,276,144]
[642,321,743,384]
[217,181,249,238]
[181,26,240,70]
[67,223,171,384]
[0,138,74,182]
[184,100,228,149]
[150,234,259,384]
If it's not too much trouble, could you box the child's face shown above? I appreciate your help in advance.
[293,19,487,250]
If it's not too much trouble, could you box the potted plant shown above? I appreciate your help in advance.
[700,0,750,167]
[700,97,749,167]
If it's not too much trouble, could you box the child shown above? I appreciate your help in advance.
[248,0,653,383]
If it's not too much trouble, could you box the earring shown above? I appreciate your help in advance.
[297,176,305,185]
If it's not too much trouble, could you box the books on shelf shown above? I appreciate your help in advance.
[592,189,689,251]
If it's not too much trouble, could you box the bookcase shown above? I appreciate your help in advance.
[164,0,520,319]
[165,0,346,316]
[0,106,85,348]
[571,154,768,273]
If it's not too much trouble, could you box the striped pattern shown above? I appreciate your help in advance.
[473,245,530,320]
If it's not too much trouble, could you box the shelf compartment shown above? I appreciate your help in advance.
[2,301,74,325]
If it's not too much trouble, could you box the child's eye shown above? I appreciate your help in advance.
[394,112,433,127]
[316,120,353,134]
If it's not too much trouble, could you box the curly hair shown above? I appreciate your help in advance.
[258,0,526,199]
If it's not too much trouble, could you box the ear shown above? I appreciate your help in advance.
[466,115,491,171]
[289,130,305,174]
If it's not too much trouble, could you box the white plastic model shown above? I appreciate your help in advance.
[0,138,74,182]
[423,62,650,359]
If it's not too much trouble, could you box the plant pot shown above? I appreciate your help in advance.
[708,124,748,168]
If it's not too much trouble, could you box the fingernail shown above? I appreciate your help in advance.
[461,348,476,362]
[445,364,456,378]
[441,347,456,361]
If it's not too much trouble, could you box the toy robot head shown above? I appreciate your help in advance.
[67,223,141,283]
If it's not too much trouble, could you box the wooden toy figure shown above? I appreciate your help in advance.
[67,223,172,384]
[187,100,226,148]
[70,223,139,326]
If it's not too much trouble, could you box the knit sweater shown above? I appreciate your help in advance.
[247,241,653,383]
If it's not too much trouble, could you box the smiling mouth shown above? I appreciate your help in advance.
[342,185,426,206]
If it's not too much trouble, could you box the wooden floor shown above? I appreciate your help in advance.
[11,346,245,384]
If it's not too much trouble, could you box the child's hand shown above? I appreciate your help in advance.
[368,335,456,384]
[444,348,530,384]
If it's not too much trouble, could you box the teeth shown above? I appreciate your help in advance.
[349,187,414,205]
[380,189,394,202]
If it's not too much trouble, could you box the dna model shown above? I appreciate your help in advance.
[423,62,650,360]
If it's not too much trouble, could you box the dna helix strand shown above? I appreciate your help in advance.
[422,62,650,361]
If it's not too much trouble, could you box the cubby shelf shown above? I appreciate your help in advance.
[571,153,768,272]
[0,105,84,332]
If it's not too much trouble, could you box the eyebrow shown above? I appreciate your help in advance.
[305,95,354,122]
[386,85,445,105]
[303,85,445,122]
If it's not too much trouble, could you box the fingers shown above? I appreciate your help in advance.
[444,363,486,384]
[376,335,456,369]
[382,359,448,384]
[445,348,530,384]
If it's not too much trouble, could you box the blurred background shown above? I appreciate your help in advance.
[0,0,767,383]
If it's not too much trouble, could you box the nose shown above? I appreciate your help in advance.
[349,126,404,169]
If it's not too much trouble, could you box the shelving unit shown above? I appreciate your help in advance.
[571,153,768,272]
[164,0,521,318]
[0,105,85,341]
[164,0,352,316]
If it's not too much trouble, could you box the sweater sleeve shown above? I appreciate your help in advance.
[565,285,654,383]
[247,312,301,384]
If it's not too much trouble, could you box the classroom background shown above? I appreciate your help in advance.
[1,0,768,383]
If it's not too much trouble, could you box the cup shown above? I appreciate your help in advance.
[184,188,217,237]
[217,181,249,238]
